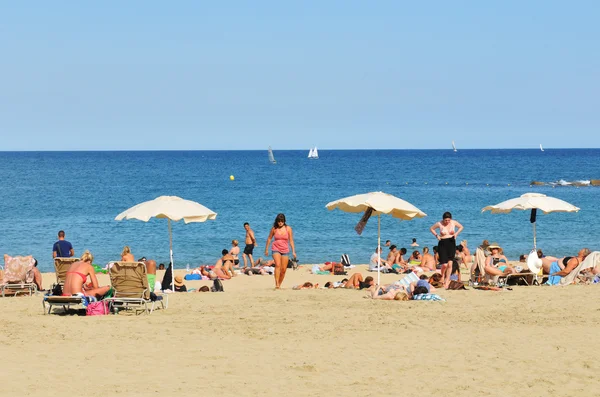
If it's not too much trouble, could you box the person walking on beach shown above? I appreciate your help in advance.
[265,213,296,289]
[243,222,257,269]
[430,212,464,288]
[52,230,74,258]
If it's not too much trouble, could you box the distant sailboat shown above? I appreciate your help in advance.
[308,146,319,159]
[540,144,544,152]
[452,141,457,152]
[268,146,277,164]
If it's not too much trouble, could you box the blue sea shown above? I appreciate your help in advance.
[1,149,599,272]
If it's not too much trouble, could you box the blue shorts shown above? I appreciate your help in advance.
[272,251,289,257]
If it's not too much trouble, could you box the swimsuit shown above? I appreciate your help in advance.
[271,227,290,254]
[244,244,254,255]
[67,271,87,282]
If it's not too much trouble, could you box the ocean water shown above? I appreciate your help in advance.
[1,149,599,272]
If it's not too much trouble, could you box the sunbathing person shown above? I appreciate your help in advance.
[420,247,436,272]
[292,282,319,290]
[243,257,275,275]
[324,279,348,288]
[484,243,516,277]
[368,286,410,300]
[547,248,591,284]
[213,250,232,279]
[62,250,110,299]
[387,245,399,266]
[536,249,561,274]
[121,246,135,262]
[344,273,374,289]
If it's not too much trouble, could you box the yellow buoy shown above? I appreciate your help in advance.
[508,183,510,186]
[229,175,235,181]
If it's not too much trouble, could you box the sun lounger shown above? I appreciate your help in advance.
[1,254,37,297]
[105,261,167,314]
[53,257,80,286]
[42,294,94,315]
[498,271,536,286]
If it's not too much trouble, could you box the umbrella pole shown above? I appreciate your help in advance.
[533,221,537,250]
[169,219,174,291]
[377,214,381,286]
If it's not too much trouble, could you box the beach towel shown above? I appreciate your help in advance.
[545,262,562,285]
[560,251,600,285]
[184,274,201,280]
[412,293,445,301]
[394,272,420,288]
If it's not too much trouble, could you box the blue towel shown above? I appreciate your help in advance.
[184,274,201,280]
[545,261,562,285]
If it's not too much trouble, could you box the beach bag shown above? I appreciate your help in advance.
[341,254,351,267]
[86,300,109,316]
[447,280,467,290]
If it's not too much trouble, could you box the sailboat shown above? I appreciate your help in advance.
[268,146,276,164]
[452,141,457,152]
[308,146,319,159]
[540,144,544,152]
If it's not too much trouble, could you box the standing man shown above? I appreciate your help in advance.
[52,230,74,258]
[242,222,257,269]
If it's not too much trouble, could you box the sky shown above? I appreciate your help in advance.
[1,1,598,150]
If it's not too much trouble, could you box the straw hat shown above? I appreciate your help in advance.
[487,242,501,251]
[174,276,184,287]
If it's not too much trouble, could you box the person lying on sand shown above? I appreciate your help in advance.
[368,286,410,300]
[323,279,348,288]
[243,257,275,275]
[292,282,319,290]
[343,273,375,289]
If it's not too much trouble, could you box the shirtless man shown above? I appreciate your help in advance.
[242,222,257,269]
[420,247,436,272]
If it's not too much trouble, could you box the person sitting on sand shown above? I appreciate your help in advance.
[369,247,388,271]
[420,247,436,272]
[62,250,110,299]
[121,246,135,262]
[213,250,232,279]
[483,242,517,277]
[408,250,421,265]
[546,248,591,285]
[292,282,319,290]
[344,273,374,289]
[230,240,240,268]
[387,245,399,266]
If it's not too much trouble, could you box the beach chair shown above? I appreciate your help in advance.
[105,261,167,314]
[43,295,90,315]
[53,257,79,289]
[1,254,37,297]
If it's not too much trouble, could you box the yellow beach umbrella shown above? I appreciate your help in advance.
[115,196,217,290]
[326,191,427,284]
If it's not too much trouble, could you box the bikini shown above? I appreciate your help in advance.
[67,271,87,282]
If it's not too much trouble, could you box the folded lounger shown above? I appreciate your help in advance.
[105,261,167,314]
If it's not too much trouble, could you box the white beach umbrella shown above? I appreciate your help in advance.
[481,192,580,250]
[326,191,427,285]
[115,196,217,290]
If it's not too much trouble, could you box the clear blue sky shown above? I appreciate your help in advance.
[1,1,598,150]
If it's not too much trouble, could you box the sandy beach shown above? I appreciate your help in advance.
[1,265,600,397]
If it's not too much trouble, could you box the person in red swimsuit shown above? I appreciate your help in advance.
[265,213,297,289]
[62,250,110,299]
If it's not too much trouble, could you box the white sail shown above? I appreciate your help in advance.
[268,146,276,164]
[452,141,457,152]
[540,144,544,152]
[307,148,313,158]
[308,146,319,159]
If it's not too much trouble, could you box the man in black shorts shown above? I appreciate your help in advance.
[242,222,257,268]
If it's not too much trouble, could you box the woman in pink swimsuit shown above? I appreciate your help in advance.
[62,250,110,299]
[265,213,297,289]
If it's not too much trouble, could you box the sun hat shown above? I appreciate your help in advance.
[174,276,184,286]
[487,242,501,251]
[527,249,543,274]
